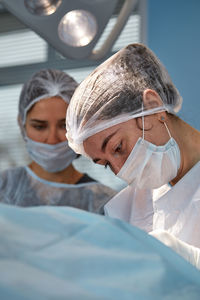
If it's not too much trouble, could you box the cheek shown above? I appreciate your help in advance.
[25,125,34,139]
[126,143,135,158]
[25,124,46,142]
[58,129,67,142]
[110,157,126,174]
[26,129,44,142]
[126,134,139,155]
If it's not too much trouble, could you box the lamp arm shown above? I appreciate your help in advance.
[90,0,138,60]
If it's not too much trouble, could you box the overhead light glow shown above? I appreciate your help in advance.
[24,0,62,16]
[58,9,98,47]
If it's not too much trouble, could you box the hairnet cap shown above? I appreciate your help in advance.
[19,69,78,125]
[66,43,182,156]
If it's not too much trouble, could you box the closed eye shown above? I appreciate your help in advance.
[29,120,47,130]
[60,123,66,129]
[32,124,47,130]
[58,119,66,129]
[115,141,122,153]
[104,162,110,169]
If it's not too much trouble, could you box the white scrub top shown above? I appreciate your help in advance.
[105,161,200,247]
[153,161,200,247]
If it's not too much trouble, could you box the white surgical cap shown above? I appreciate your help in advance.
[66,43,182,156]
[19,69,78,125]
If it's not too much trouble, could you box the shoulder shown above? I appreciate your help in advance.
[85,183,116,215]
[75,180,116,214]
[0,166,26,183]
[0,166,27,203]
[83,182,117,206]
[92,183,116,197]
[77,174,116,197]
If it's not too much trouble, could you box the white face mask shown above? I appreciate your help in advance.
[117,119,181,189]
[25,137,77,173]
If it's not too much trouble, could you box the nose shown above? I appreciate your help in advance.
[46,127,60,145]
[109,156,125,175]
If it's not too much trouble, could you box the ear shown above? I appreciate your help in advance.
[17,115,26,137]
[17,115,22,126]
[142,89,163,109]
[136,116,153,131]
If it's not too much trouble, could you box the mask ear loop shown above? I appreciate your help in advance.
[142,103,145,140]
[143,108,172,140]
[163,121,172,139]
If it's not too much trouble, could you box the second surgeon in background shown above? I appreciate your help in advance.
[0,69,115,212]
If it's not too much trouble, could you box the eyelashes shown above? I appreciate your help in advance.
[31,123,66,131]
[104,141,122,169]
[104,162,110,169]
[115,141,122,153]
[32,125,46,130]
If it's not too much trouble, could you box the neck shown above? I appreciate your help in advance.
[28,162,83,184]
[170,117,200,185]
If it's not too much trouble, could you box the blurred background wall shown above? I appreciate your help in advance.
[148,0,200,131]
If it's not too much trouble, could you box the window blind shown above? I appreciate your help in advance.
[0,30,47,67]
[0,84,30,170]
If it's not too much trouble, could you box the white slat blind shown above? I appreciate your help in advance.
[94,14,140,51]
[0,84,30,170]
[0,30,47,67]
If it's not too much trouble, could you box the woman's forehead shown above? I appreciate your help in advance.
[28,97,68,112]
[85,120,135,145]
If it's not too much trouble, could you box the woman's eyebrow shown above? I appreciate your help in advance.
[29,119,47,123]
[58,118,66,123]
[92,129,119,163]
[101,130,119,152]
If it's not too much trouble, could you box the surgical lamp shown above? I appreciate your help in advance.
[2,0,138,60]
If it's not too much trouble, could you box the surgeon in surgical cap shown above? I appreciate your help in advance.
[0,69,115,212]
[66,43,200,248]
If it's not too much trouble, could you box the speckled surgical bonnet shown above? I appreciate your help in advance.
[66,43,182,156]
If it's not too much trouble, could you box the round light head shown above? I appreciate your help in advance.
[24,0,62,16]
[58,9,98,47]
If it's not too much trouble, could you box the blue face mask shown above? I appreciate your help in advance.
[25,137,77,173]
